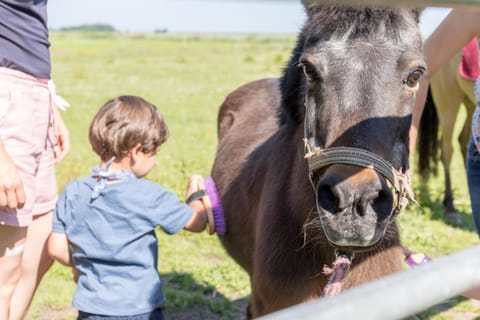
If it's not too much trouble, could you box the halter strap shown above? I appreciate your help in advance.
[303,94,416,216]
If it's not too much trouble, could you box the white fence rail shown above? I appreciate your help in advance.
[257,245,480,320]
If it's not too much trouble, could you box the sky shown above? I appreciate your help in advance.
[47,0,306,34]
[47,0,452,37]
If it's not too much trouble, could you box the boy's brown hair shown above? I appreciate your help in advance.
[89,95,169,161]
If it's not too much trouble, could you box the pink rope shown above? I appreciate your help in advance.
[323,255,352,297]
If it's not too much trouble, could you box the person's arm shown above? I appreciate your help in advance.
[47,232,72,266]
[463,286,480,300]
[184,200,208,232]
[0,139,25,209]
[183,175,208,232]
[52,107,70,163]
[410,9,480,153]
[423,9,480,77]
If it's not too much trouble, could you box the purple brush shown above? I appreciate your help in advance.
[204,176,226,235]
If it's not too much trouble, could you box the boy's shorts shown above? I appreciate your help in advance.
[0,67,57,227]
[77,308,164,320]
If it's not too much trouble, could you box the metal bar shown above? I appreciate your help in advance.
[302,0,480,8]
[258,245,480,320]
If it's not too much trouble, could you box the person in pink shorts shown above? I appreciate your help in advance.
[0,1,70,319]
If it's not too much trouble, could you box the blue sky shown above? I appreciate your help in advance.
[47,0,451,36]
[48,0,306,34]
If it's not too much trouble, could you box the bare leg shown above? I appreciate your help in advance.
[9,211,53,320]
[0,225,27,320]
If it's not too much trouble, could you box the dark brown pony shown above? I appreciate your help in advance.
[211,4,424,318]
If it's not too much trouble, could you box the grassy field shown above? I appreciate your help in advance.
[27,32,480,320]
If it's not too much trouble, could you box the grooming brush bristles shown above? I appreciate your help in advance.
[204,176,226,235]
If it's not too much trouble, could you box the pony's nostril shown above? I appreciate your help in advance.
[356,202,366,217]
[316,184,340,214]
[371,189,394,221]
[316,176,394,220]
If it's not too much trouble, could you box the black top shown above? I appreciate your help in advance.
[0,0,50,78]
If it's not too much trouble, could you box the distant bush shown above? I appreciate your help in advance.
[59,24,116,32]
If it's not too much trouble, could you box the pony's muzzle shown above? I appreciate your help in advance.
[314,164,394,248]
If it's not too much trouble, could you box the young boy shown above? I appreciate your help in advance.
[47,95,211,319]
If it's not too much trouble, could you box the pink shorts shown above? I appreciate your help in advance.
[0,67,58,227]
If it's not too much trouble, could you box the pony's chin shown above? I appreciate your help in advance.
[322,227,385,252]
[328,241,382,253]
[319,213,390,252]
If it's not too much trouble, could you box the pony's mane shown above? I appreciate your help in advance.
[279,5,419,124]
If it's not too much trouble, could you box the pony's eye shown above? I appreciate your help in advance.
[301,63,319,82]
[405,69,423,87]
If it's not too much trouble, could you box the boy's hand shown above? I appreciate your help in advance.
[184,175,215,234]
[185,175,203,200]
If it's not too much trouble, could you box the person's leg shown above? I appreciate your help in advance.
[9,101,57,320]
[467,137,480,236]
[0,67,57,320]
[0,67,42,320]
[0,225,27,319]
[9,211,54,320]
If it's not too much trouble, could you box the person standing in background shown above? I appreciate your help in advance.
[409,7,480,299]
[0,0,70,319]
[410,8,480,237]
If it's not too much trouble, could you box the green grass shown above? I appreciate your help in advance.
[27,32,480,319]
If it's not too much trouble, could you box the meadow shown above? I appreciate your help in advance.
[27,32,480,320]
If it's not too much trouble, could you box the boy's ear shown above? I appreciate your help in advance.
[129,144,143,160]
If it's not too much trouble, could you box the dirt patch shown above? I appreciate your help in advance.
[167,307,223,320]
[29,306,77,320]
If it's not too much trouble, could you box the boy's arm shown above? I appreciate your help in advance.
[184,199,208,232]
[47,232,73,266]
[183,175,208,233]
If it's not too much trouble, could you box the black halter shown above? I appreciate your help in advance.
[302,94,416,217]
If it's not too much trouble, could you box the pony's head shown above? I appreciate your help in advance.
[281,5,424,251]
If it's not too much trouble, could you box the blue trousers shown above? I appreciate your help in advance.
[467,137,480,237]
[77,308,164,320]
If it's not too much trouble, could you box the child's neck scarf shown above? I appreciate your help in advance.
[90,157,136,200]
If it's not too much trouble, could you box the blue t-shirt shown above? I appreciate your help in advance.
[0,0,51,78]
[52,175,194,316]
